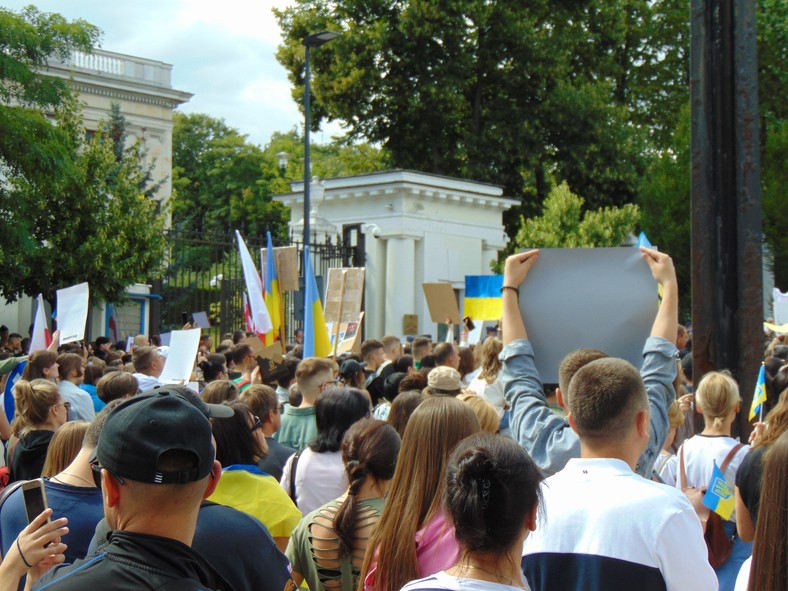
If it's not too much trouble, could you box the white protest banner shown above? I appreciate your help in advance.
[160,328,201,384]
[519,248,655,384]
[56,282,90,344]
[192,311,211,329]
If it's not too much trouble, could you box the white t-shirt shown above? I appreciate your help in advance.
[280,448,347,515]
[401,570,529,591]
[668,434,749,521]
[733,556,751,591]
[467,376,505,416]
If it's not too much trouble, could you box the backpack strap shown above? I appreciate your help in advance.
[288,450,302,504]
[720,443,745,473]
[679,445,687,490]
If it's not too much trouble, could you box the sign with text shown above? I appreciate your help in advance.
[324,268,365,325]
[56,282,90,344]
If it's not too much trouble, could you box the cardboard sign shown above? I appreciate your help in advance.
[518,248,656,383]
[334,312,364,355]
[160,328,201,384]
[422,283,461,325]
[403,314,419,335]
[324,268,365,325]
[261,246,299,292]
[192,311,211,329]
[56,282,90,344]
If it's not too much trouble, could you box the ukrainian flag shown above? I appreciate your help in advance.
[303,246,331,358]
[464,275,504,321]
[264,231,282,346]
[749,363,766,421]
[702,461,735,520]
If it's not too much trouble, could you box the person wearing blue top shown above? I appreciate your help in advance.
[500,246,680,478]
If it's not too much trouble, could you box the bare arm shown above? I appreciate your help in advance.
[502,250,539,345]
[640,247,678,343]
[735,485,755,542]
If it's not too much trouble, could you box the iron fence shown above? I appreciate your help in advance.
[152,229,363,343]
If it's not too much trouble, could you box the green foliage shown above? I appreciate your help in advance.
[172,115,388,240]
[1,98,166,305]
[762,116,788,289]
[508,182,640,254]
[275,0,688,228]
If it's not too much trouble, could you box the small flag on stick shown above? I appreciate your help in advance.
[702,461,735,520]
[749,363,766,421]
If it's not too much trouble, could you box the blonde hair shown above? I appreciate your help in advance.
[476,337,503,384]
[696,371,741,428]
[11,379,62,437]
[458,393,499,433]
[42,421,89,477]
[667,400,685,429]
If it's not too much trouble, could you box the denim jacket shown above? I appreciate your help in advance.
[501,337,678,477]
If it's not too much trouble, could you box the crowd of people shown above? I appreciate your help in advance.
[0,246,786,591]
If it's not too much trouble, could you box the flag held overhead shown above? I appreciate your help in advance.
[236,230,273,335]
[464,275,504,321]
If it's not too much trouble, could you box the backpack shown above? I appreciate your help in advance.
[679,443,744,569]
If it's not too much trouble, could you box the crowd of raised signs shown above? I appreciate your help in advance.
[0,247,785,591]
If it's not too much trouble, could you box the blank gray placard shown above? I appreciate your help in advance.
[518,248,658,384]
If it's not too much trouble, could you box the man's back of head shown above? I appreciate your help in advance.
[411,337,431,361]
[433,342,459,369]
[360,339,385,370]
[294,357,335,404]
[567,357,648,453]
[132,346,163,377]
[381,335,403,361]
[231,344,255,371]
[557,348,608,403]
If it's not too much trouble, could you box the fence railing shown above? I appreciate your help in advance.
[153,230,363,343]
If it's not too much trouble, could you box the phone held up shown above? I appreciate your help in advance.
[22,478,50,524]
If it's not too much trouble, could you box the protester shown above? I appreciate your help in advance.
[522,356,716,590]
[0,510,68,591]
[457,393,499,434]
[95,371,138,405]
[81,357,106,412]
[735,389,788,542]
[57,353,94,421]
[360,396,481,591]
[207,401,301,552]
[735,430,788,591]
[467,337,505,418]
[41,421,88,477]
[240,384,296,481]
[281,387,371,514]
[21,351,59,382]
[7,380,69,482]
[287,419,400,590]
[198,353,230,383]
[653,399,686,483]
[339,359,366,390]
[667,370,751,590]
[424,366,464,397]
[130,346,165,391]
[387,390,424,439]
[277,357,335,451]
[201,380,239,405]
[230,343,258,393]
[457,347,478,384]
[402,433,542,591]
[501,247,679,477]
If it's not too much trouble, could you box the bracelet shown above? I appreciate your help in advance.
[500,285,519,296]
[16,537,33,568]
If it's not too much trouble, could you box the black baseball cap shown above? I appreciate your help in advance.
[340,359,366,378]
[96,386,232,485]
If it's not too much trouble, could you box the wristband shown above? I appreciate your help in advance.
[500,285,519,296]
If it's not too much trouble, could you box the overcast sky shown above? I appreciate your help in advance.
[4,0,343,146]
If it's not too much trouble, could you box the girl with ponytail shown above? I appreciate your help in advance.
[402,433,543,591]
[286,419,401,591]
[8,379,69,482]
[667,370,751,590]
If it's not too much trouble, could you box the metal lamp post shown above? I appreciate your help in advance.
[302,31,340,246]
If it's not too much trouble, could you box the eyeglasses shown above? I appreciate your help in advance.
[250,416,263,432]
[89,458,125,488]
[278,404,286,414]
[53,401,71,411]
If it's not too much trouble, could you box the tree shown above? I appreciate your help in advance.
[504,182,640,257]
[1,97,167,305]
[274,0,688,232]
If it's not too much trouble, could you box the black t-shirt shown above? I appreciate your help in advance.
[258,437,296,481]
[735,446,766,525]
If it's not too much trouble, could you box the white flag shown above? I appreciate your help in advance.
[30,294,51,352]
[235,231,272,335]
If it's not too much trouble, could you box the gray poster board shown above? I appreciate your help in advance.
[519,248,657,384]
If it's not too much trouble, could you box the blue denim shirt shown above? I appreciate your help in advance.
[501,337,678,477]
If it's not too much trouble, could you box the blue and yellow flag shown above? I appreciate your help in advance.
[464,275,504,320]
[749,363,766,421]
[702,461,735,520]
[303,246,331,358]
[264,231,282,346]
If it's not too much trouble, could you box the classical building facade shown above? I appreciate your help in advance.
[275,170,516,339]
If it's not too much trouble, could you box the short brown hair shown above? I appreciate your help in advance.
[381,336,401,353]
[295,357,335,386]
[568,358,647,443]
[433,342,456,365]
[412,338,431,357]
[97,372,139,403]
[240,384,279,422]
[360,339,384,361]
[57,353,84,381]
[558,348,608,399]
[132,346,159,372]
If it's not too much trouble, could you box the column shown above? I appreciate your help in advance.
[384,237,416,339]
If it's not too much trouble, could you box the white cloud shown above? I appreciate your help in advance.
[2,0,334,146]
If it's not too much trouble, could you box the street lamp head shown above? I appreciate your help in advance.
[303,31,340,48]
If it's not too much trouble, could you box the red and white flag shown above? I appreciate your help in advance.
[30,294,52,352]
